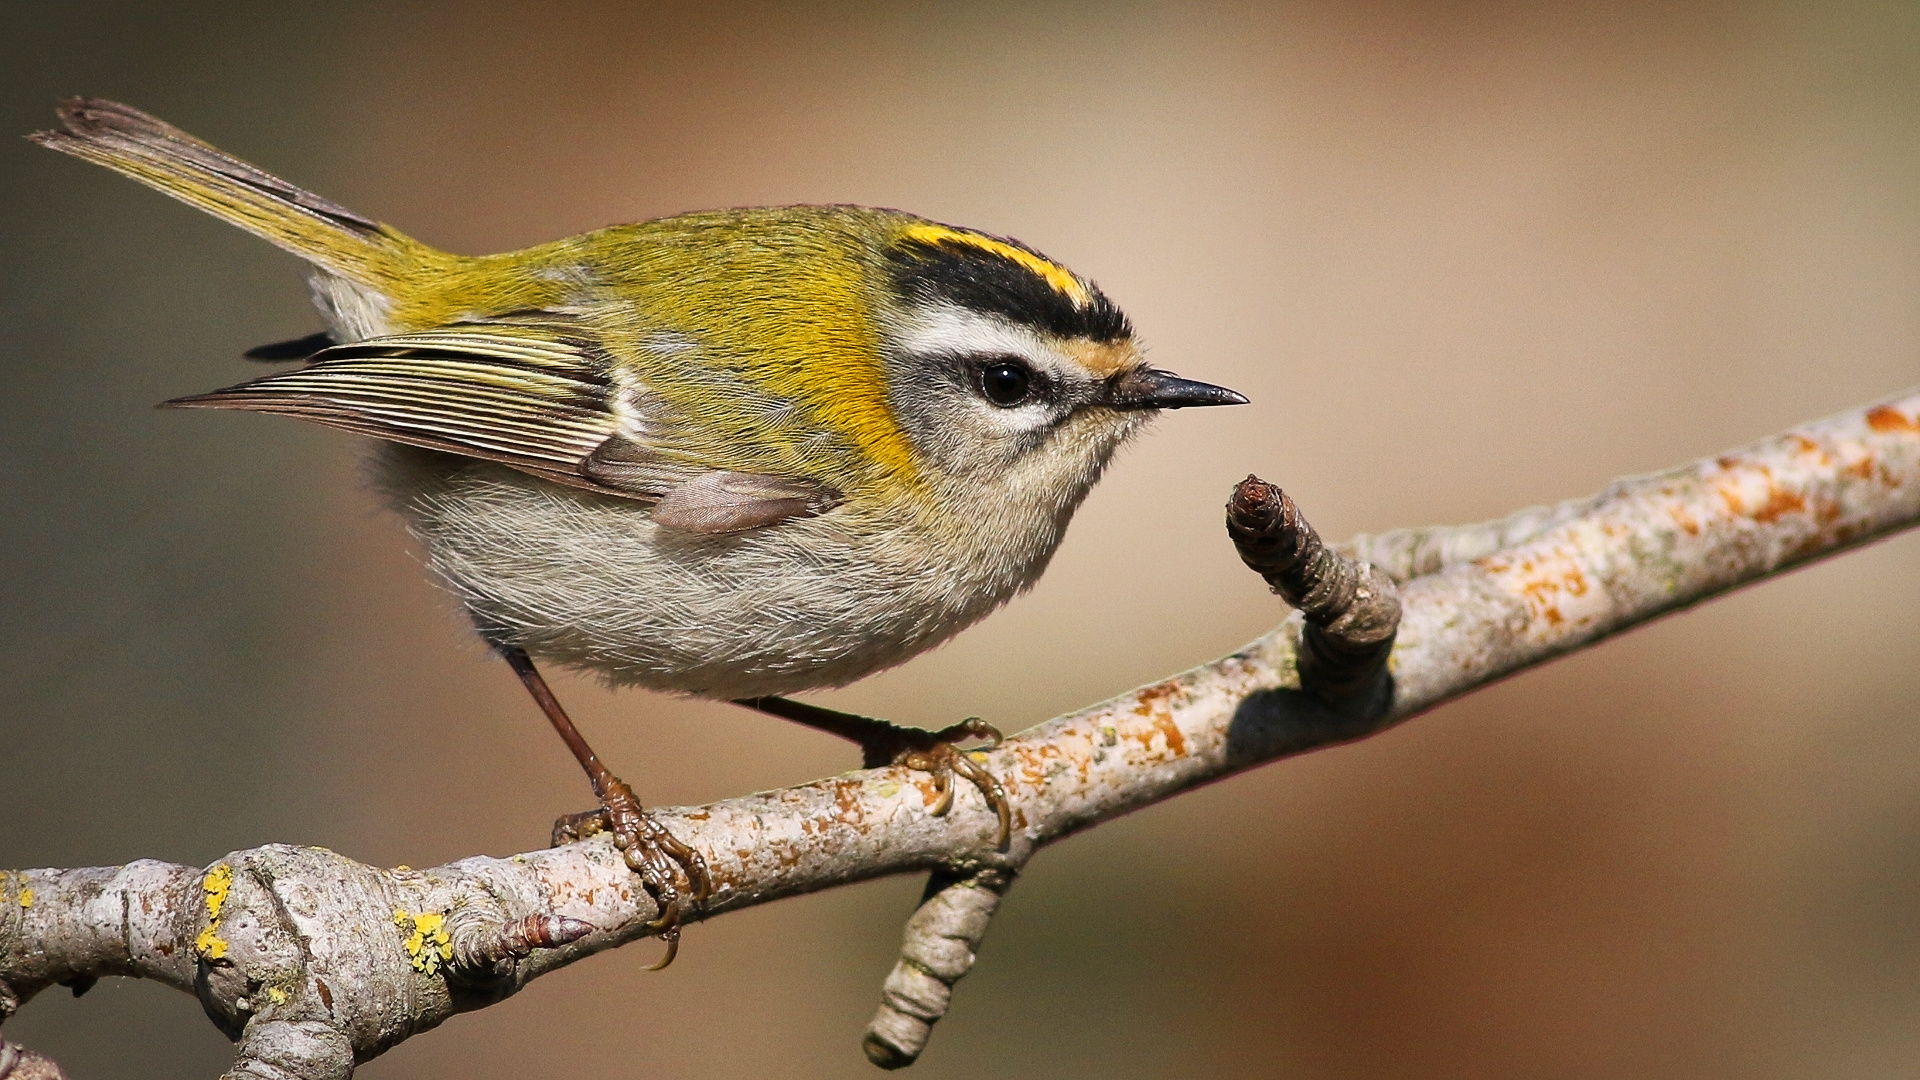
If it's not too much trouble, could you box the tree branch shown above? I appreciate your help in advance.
[3,389,1917,1078]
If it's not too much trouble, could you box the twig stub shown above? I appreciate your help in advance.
[862,868,1017,1069]
[1227,475,1402,705]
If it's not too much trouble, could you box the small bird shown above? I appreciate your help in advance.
[33,99,1245,961]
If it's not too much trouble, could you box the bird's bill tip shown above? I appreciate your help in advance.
[1106,367,1249,410]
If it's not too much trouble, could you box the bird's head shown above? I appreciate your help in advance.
[871,219,1245,512]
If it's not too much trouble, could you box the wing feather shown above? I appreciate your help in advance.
[170,319,840,534]
[170,322,638,493]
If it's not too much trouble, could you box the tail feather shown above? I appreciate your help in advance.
[29,98,412,287]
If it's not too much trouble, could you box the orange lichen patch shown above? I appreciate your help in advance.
[1133,678,1183,717]
[1814,498,1843,524]
[1785,433,1836,467]
[1518,570,1570,613]
[1107,680,1192,759]
[1709,457,1813,525]
[1750,486,1807,524]
[1151,714,1189,757]
[1668,505,1701,536]
[825,776,875,827]
[1011,738,1074,788]
[903,773,940,810]
[1844,456,1875,480]
[541,860,636,912]
[1105,711,1190,763]
[1866,405,1919,433]
[547,874,594,908]
[1005,743,1041,787]
[1710,459,1823,525]
[1493,544,1609,639]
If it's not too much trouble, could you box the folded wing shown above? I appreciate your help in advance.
[171,319,839,533]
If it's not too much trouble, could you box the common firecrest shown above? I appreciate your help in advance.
[34,98,1246,955]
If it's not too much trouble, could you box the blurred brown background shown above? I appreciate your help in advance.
[4,2,1919,1077]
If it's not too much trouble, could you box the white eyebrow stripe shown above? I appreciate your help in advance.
[894,303,1076,378]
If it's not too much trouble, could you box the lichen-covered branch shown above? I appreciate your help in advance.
[3,389,1917,1079]
[1342,490,1611,583]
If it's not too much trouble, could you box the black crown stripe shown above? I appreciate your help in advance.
[887,235,1132,343]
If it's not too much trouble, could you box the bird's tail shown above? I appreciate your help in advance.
[29,98,421,289]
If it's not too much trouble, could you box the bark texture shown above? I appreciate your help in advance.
[3,389,1917,1078]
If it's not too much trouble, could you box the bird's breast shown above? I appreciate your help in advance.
[376,445,1056,699]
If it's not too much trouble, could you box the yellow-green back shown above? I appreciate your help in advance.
[385,206,930,493]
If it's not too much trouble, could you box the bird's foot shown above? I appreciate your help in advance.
[885,718,1011,851]
[735,697,1015,851]
[552,777,711,969]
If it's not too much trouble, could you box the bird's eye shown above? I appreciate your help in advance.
[979,360,1034,407]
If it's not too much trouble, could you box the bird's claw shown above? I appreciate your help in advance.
[893,719,1011,851]
[551,777,710,968]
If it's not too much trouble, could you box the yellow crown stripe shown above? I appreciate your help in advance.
[902,224,1091,307]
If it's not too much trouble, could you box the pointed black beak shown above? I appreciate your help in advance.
[1105,367,1249,410]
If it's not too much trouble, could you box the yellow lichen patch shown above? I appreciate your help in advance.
[265,985,288,1006]
[203,863,234,918]
[18,886,33,909]
[393,909,454,977]
[194,864,235,961]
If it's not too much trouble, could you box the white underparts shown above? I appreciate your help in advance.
[309,272,393,341]
[377,444,1098,699]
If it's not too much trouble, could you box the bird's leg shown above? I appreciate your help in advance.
[734,696,1011,850]
[501,646,710,968]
